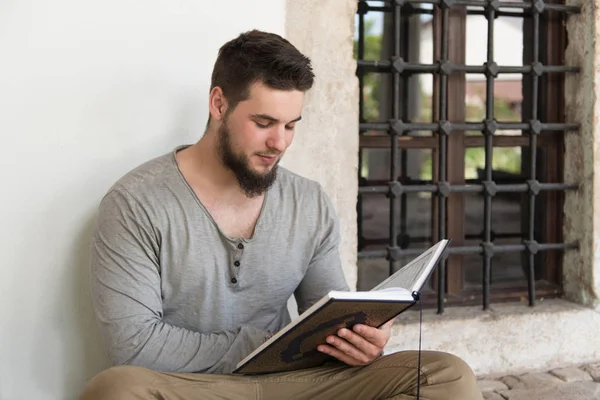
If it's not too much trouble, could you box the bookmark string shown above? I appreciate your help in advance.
[412,291,423,400]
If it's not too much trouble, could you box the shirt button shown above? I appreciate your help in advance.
[234,261,240,267]
[237,243,244,250]
[231,278,237,284]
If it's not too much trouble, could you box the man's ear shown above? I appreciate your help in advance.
[208,86,228,121]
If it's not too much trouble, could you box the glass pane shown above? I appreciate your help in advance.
[415,9,434,133]
[358,147,434,266]
[465,13,524,134]
[464,147,523,181]
[358,252,436,291]
[353,4,384,62]
[358,192,389,251]
[361,148,434,183]
[494,17,524,67]
[358,192,434,249]
[360,72,386,123]
[355,4,437,135]
[465,77,523,135]
[416,74,434,126]
[465,14,524,67]
[461,190,555,289]
[354,3,385,125]
[462,251,528,289]
[465,77,523,114]
[357,258,389,291]
[357,191,434,291]
[461,145,554,288]
[465,73,486,125]
[463,190,527,288]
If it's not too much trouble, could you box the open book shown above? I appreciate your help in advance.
[233,239,450,375]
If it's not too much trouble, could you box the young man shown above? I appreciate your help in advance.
[80,30,482,400]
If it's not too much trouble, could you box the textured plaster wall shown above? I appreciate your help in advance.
[386,300,600,376]
[283,0,360,289]
[563,0,600,310]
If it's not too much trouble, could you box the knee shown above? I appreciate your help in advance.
[420,351,482,399]
[79,365,153,400]
[383,350,478,386]
[423,351,478,382]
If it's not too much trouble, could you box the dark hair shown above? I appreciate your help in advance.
[209,30,315,112]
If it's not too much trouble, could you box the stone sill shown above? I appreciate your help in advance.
[384,299,600,376]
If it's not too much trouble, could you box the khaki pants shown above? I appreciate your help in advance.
[79,350,483,400]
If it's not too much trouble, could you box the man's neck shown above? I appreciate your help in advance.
[176,133,262,204]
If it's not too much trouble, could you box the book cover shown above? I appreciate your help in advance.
[233,297,415,374]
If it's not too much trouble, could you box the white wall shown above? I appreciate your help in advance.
[0,1,285,399]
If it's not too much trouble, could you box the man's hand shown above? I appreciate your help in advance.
[317,319,395,367]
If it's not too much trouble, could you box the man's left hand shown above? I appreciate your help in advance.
[317,319,395,367]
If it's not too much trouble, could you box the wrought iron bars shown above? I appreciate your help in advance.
[355,0,581,313]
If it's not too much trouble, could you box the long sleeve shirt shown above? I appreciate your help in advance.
[89,146,350,374]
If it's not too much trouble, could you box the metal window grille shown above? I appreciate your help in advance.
[355,0,581,313]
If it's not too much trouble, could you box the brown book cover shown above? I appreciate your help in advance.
[234,297,415,374]
[233,239,450,375]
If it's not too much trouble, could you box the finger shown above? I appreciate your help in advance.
[352,324,388,348]
[317,343,367,367]
[337,328,382,359]
[326,333,373,364]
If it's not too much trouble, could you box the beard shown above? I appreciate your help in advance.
[217,120,279,198]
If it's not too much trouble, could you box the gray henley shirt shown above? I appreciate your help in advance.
[89,146,350,374]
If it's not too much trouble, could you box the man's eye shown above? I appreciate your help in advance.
[285,125,295,131]
[255,122,270,128]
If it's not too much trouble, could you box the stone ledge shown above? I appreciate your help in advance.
[583,363,600,381]
[499,381,600,400]
[477,366,600,400]
[384,299,600,376]
[478,379,509,392]
[550,367,593,382]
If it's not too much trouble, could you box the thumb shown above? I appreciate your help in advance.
[381,318,396,330]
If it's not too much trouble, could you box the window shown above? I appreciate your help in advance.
[355,0,580,312]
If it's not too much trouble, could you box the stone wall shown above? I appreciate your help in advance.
[283,0,360,289]
[563,0,600,310]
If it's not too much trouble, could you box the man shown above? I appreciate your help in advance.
[80,30,482,400]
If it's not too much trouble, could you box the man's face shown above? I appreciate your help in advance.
[216,82,304,198]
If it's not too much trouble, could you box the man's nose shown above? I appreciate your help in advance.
[266,126,288,152]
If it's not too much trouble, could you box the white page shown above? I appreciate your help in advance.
[372,239,449,293]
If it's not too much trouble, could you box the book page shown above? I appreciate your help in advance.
[329,288,413,301]
[371,240,448,293]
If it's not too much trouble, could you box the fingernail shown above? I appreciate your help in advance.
[327,336,335,344]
